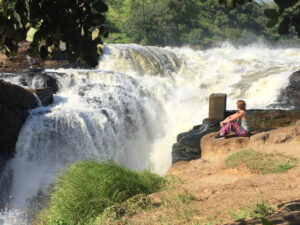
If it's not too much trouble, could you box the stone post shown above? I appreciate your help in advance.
[209,93,227,120]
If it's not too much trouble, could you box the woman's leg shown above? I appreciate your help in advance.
[232,120,249,137]
[219,122,233,136]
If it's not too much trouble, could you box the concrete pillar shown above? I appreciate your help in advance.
[209,93,227,120]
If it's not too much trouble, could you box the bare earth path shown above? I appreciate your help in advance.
[116,123,300,225]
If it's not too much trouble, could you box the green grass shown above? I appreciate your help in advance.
[34,161,164,225]
[176,189,196,205]
[94,194,152,224]
[225,149,298,174]
[231,200,274,220]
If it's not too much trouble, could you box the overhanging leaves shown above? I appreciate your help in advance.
[264,9,279,19]
[278,17,290,34]
[0,0,109,67]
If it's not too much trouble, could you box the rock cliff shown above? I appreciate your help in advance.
[172,118,220,164]
[0,80,38,159]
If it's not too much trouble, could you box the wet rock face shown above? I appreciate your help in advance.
[172,118,220,165]
[0,156,5,174]
[18,70,60,94]
[35,88,54,106]
[271,70,300,109]
[0,69,60,94]
[0,80,38,159]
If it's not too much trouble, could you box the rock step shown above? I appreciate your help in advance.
[200,124,300,160]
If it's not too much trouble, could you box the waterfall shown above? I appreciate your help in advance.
[0,43,300,224]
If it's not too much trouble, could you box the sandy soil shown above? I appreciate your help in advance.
[112,123,300,225]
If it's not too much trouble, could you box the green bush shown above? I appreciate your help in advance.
[37,161,164,225]
[226,149,298,174]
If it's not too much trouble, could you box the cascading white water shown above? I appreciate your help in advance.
[1,42,300,225]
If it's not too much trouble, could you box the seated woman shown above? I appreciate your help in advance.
[215,100,250,139]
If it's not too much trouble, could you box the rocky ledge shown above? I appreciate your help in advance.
[0,80,38,160]
[164,123,300,225]
[200,123,300,161]
[0,71,60,172]
[172,109,300,165]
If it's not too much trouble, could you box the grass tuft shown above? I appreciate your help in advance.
[176,189,195,204]
[34,161,164,225]
[231,200,274,220]
[95,194,152,224]
[225,149,298,174]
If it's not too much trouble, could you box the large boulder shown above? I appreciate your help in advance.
[0,70,60,106]
[0,80,38,159]
[270,70,300,109]
[172,118,220,165]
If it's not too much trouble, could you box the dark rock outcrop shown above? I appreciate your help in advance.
[0,155,5,174]
[0,70,60,94]
[18,70,60,93]
[0,80,38,159]
[35,88,54,106]
[172,118,220,164]
[270,70,300,109]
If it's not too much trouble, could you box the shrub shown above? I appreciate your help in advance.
[225,149,298,174]
[36,161,164,225]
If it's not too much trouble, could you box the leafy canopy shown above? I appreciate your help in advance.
[0,0,108,67]
[105,0,299,47]
[219,0,300,37]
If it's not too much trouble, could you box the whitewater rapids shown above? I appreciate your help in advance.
[0,43,300,224]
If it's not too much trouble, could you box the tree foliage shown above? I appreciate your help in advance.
[0,0,108,67]
[105,0,299,47]
[219,0,300,38]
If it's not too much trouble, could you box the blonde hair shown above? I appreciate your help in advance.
[236,100,246,111]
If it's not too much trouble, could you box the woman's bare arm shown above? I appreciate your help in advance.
[221,111,244,125]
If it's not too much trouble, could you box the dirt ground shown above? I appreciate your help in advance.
[111,124,300,225]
